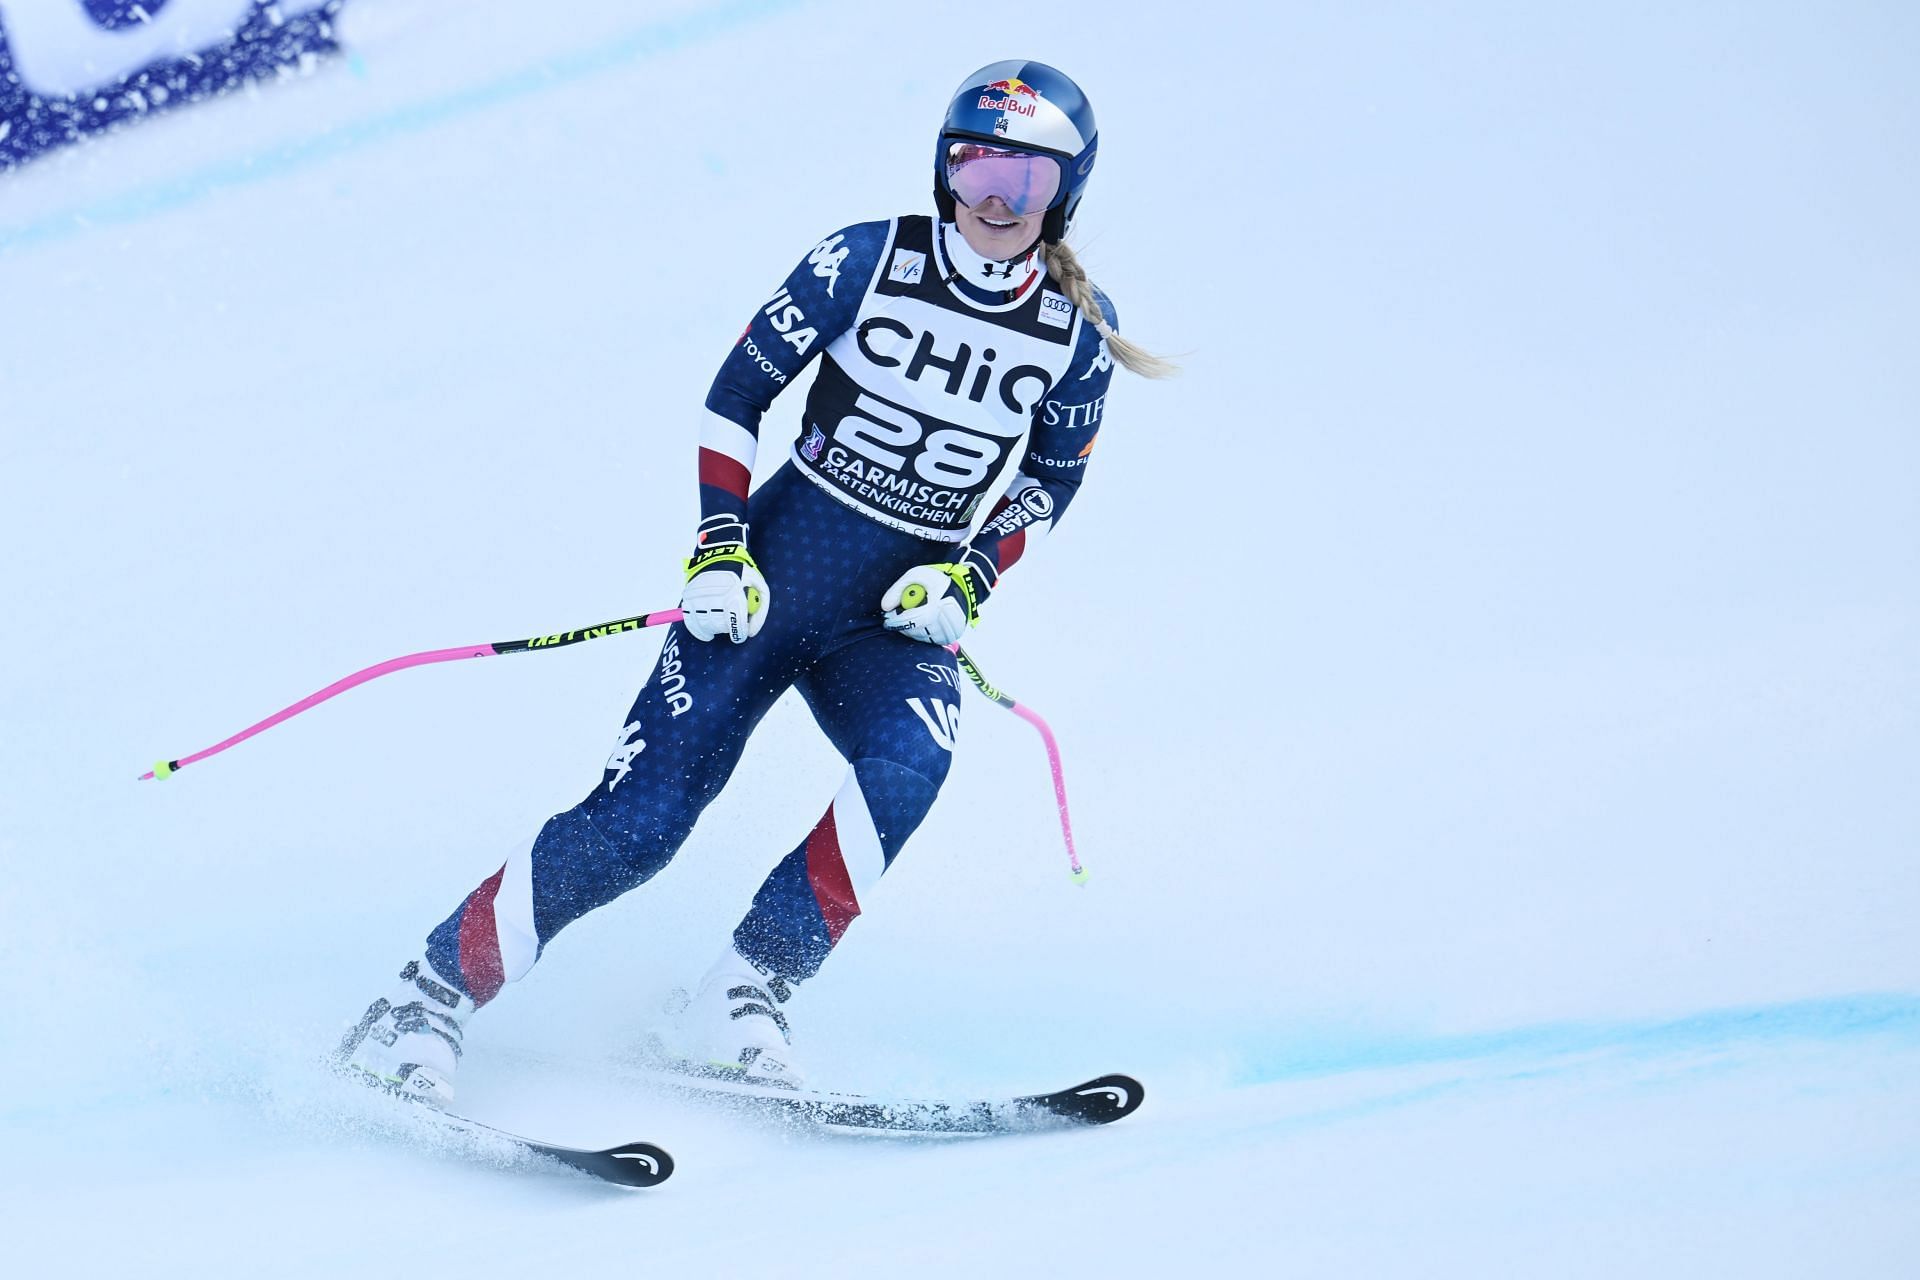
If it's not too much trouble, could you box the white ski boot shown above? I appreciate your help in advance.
[661,947,804,1089]
[335,958,472,1106]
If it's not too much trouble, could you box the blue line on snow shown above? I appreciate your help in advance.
[1237,991,1920,1086]
[0,0,803,255]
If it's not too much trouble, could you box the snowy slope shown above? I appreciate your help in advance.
[3,2,1917,1274]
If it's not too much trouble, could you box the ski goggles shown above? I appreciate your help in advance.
[942,140,1066,216]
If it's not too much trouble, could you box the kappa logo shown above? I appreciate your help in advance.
[808,233,850,297]
[888,248,927,285]
[1081,336,1112,379]
[906,697,960,752]
[605,721,646,792]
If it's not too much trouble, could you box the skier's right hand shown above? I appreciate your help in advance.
[681,515,770,643]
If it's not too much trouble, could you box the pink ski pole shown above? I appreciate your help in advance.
[140,601,1086,882]
[140,608,687,781]
[952,645,1088,885]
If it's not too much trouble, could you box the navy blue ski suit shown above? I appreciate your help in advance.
[425,216,1116,1005]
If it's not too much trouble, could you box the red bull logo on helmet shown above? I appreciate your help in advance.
[977,77,1043,118]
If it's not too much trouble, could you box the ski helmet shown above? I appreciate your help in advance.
[934,60,1097,246]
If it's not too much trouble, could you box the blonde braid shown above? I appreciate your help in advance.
[1045,240,1178,379]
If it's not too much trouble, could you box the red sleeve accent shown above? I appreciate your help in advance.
[698,447,751,503]
[992,529,1028,573]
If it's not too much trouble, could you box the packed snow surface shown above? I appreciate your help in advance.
[3,2,1916,1274]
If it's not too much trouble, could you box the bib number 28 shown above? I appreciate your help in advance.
[835,394,1001,487]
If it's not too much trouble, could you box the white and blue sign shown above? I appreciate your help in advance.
[1,1,344,169]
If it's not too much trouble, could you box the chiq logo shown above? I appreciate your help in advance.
[1,2,330,98]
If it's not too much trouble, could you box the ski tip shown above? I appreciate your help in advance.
[1028,1073,1145,1126]
[602,1141,675,1188]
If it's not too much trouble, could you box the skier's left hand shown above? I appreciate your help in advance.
[881,548,997,646]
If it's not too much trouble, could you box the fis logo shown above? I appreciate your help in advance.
[906,698,960,753]
[888,248,927,285]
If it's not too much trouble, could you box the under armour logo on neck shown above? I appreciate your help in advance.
[980,260,1018,280]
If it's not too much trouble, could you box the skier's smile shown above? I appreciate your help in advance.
[954,195,1043,260]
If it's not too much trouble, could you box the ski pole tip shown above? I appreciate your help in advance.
[150,759,174,780]
[1069,866,1090,886]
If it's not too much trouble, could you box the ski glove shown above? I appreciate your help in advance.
[881,547,997,646]
[681,515,769,643]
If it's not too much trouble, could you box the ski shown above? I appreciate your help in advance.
[339,1066,674,1188]
[633,1059,1144,1137]
[419,1105,675,1188]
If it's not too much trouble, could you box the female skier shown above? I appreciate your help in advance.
[338,60,1170,1100]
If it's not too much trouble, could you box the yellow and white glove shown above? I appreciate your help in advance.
[881,547,997,646]
[681,515,769,643]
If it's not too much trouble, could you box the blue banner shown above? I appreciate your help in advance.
[1,1,344,170]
